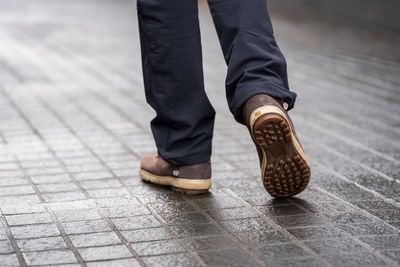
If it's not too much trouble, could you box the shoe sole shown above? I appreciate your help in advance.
[139,168,211,195]
[249,105,311,197]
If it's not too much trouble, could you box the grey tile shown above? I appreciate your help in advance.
[358,235,400,250]
[79,245,132,261]
[183,234,240,251]
[86,258,141,267]
[169,223,222,238]
[143,253,202,267]
[62,219,111,235]
[24,250,77,265]
[121,227,172,243]
[112,215,161,230]
[198,248,262,267]
[11,224,60,239]
[130,239,186,256]
[18,236,67,252]
[69,232,121,248]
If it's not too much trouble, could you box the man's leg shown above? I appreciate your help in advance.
[207,0,296,123]
[137,0,215,165]
[207,0,310,197]
[137,0,215,194]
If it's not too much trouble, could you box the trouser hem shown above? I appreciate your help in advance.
[231,82,297,124]
[158,147,212,166]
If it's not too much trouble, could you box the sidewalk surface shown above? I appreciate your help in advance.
[0,0,399,266]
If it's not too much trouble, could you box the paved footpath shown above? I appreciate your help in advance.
[0,0,399,266]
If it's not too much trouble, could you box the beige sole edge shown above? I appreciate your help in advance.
[249,105,310,179]
[139,169,211,190]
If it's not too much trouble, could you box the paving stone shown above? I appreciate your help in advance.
[253,204,308,217]
[388,221,400,230]
[266,256,325,267]
[69,232,121,248]
[368,209,400,222]
[287,226,346,240]
[381,249,400,262]
[234,230,291,245]
[18,236,67,252]
[158,212,210,226]
[242,195,293,206]
[24,250,77,265]
[358,235,400,250]
[73,171,113,181]
[0,254,19,266]
[220,217,274,233]
[253,243,310,260]
[351,201,399,211]
[6,212,53,226]
[121,227,172,243]
[112,215,161,230]
[0,228,8,240]
[0,185,35,196]
[190,195,245,210]
[37,182,79,193]
[143,253,202,267]
[324,212,374,225]
[207,207,259,221]
[99,205,150,218]
[139,192,184,204]
[80,179,122,190]
[198,248,263,267]
[0,178,28,187]
[86,258,141,267]
[182,234,240,251]
[88,188,131,199]
[323,253,388,267]
[148,202,196,214]
[55,209,102,222]
[338,223,400,236]
[169,223,223,238]
[0,239,13,254]
[43,191,87,202]
[0,195,41,205]
[11,223,60,239]
[305,238,370,255]
[31,173,71,184]
[130,239,186,256]
[78,245,132,261]
[45,200,97,211]
[62,219,111,235]
[272,214,328,228]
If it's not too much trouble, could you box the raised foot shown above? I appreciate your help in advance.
[253,113,310,198]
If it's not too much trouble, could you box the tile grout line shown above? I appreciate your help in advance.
[220,152,399,265]
[180,193,270,267]
[27,89,149,267]
[225,188,335,267]
[0,87,89,266]
[34,85,207,267]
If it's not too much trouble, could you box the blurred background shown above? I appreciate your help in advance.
[0,0,399,266]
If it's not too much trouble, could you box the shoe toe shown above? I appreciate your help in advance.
[140,152,158,171]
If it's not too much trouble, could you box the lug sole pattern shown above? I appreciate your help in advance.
[251,108,310,198]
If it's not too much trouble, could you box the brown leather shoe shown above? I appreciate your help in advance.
[243,94,311,198]
[139,152,211,195]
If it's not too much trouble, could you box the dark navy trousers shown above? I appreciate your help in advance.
[137,0,297,166]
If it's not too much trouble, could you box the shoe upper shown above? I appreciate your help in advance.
[243,94,300,140]
[140,152,211,179]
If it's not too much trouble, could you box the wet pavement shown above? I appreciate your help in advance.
[0,0,399,266]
